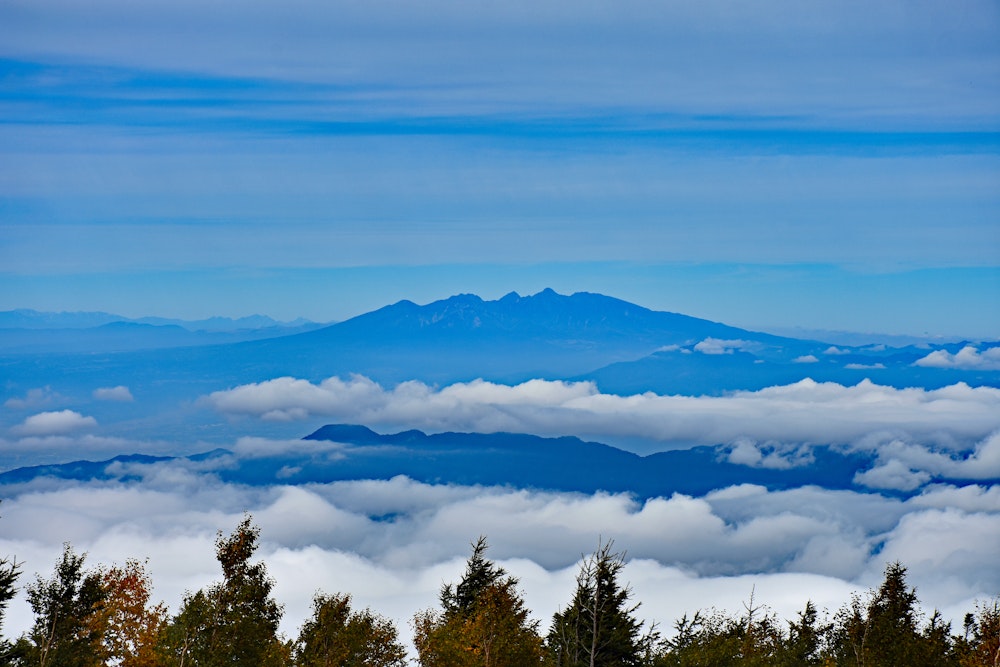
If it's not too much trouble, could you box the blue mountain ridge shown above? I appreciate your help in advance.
[4,289,990,411]
[1,425,990,501]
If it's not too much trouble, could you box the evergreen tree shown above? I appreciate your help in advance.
[831,561,955,667]
[160,515,286,667]
[777,600,832,666]
[0,553,20,666]
[294,592,406,667]
[547,540,647,667]
[413,536,545,667]
[19,543,108,667]
[441,537,506,621]
[651,592,789,667]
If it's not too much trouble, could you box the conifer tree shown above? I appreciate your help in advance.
[413,536,545,667]
[778,600,831,666]
[832,561,955,667]
[547,540,646,667]
[161,515,286,667]
[0,554,20,666]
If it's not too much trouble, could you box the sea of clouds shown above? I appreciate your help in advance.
[1,459,997,653]
[2,375,999,655]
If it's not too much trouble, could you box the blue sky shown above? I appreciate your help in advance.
[1,0,998,337]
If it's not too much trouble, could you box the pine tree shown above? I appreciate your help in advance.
[547,540,647,667]
[161,515,286,667]
[832,561,956,667]
[777,600,831,666]
[413,536,545,667]
[0,552,20,666]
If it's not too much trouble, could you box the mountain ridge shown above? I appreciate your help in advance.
[5,423,990,500]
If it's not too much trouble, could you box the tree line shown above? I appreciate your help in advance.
[1,515,998,666]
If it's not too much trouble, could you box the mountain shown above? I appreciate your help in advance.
[1,290,996,452]
[1,289,816,400]
[581,341,1000,394]
[228,288,823,385]
[3,424,991,500]
[0,312,326,354]
[0,308,315,331]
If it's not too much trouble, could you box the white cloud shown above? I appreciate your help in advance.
[853,431,1000,488]
[93,385,134,402]
[202,376,1000,452]
[914,345,1000,371]
[10,410,97,437]
[693,338,752,355]
[793,355,819,364]
[854,459,932,492]
[845,362,885,369]
[725,439,813,470]
[0,468,994,655]
[823,346,850,355]
[3,387,61,410]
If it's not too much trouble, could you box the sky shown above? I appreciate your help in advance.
[1,0,998,337]
[1,3,1000,654]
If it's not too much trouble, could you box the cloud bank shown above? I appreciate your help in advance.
[0,461,995,654]
[915,345,1000,371]
[203,375,1000,451]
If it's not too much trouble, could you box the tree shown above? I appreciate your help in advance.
[831,561,955,667]
[94,559,168,667]
[547,540,648,667]
[651,592,791,667]
[20,543,108,667]
[294,592,406,667]
[953,599,1000,667]
[778,600,831,666]
[160,515,286,667]
[413,536,545,667]
[0,552,20,666]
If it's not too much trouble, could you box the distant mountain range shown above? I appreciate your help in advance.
[0,424,904,499]
[0,309,325,354]
[0,289,996,449]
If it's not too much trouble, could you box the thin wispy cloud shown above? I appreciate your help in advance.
[93,385,134,402]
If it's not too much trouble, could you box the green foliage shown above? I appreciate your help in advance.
[440,536,506,621]
[160,515,286,667]
[20,544,108,667]
[0,553,20,667]
[652,593,802,667]
[830,561,957,667]
[779,600,833,667]
[414,537,545,667]
[547,540,648,667]
[294,592,406,667]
